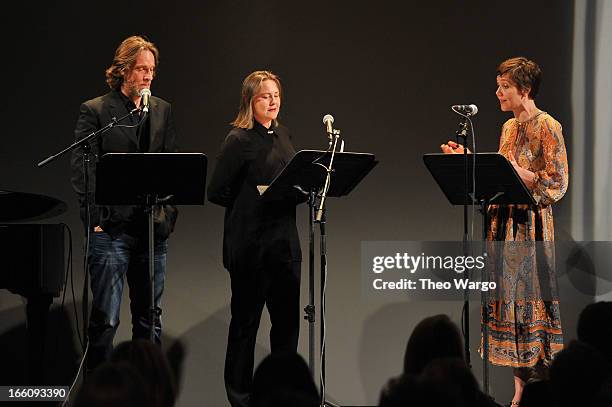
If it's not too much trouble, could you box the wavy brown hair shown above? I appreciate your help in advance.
[105,35,159,90]
[496,56,542,100]
[231,70,282,129]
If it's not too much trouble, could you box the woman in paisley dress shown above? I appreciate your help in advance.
[442,57,569,405]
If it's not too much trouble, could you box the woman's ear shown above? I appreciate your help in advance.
[522,86,532,99]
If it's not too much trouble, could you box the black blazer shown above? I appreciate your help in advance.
[208,122,302,272]
[70,90,178,239]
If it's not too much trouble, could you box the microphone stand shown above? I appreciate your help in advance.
[315,128,341,407]
[37,106,142,375]
[302,130,335,378]
[144,192,171,341]
[454,115,472,369]
[304,189,317,375]
[453,113,494,397]
[37,108,141,168]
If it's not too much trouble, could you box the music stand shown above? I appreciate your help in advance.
[423,152,536,395]
[96,152,207,341]
[265,149,377,406]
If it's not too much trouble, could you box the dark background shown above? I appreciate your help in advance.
[0,1,583,405]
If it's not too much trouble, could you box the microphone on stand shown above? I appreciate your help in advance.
[139,88,151,113]
[323,114,334,133]
[323,114,334,146]
[451,104,478,116]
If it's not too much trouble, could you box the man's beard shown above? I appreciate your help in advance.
[123,79,140,99]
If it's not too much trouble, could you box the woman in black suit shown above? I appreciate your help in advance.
[208,70,302,407]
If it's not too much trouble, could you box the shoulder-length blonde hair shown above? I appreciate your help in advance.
[105,35,159,90]
[231,70,282,129]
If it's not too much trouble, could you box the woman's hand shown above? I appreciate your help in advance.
[440,140,470,154]
[508,150,536,189]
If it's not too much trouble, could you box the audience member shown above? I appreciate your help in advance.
[403,314,464,375]
[250,351,319,407]
[520,379,551,407]
[549,340,611,407]
[421,357,498,406]
[577,301,612,362]
[73,361,152,407]
[110,339,177,407]
[381,315,499,407]
[379,367,466,407]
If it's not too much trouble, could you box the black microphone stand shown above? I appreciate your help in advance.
[315,128,341,407]
[454,115,472,368]
[144,192,172,342]
[452,112,495,397]
[303,134,335,380]
[304,189,317,375]
[37,107,143,375]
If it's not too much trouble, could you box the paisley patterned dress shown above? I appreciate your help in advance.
[482,111,569,368]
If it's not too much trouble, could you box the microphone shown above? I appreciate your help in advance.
[139,88,151,113]
[451,104,478,116]
[323,114,334,134]
[323,114,334,146]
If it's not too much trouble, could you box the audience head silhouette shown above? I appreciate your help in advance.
[110,339,177,407]
[73,361,152,407]
[250,351,319,407]
[577,301,612,362]
[403,314,465,375]
[550,340,611,407]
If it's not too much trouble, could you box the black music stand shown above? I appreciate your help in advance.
[96,153,207,341]
[265,149,377,406]
[423,152,536,395]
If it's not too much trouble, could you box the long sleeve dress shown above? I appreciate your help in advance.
[482,111,569,368]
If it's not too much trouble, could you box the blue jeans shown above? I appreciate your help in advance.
[86,231,168,370]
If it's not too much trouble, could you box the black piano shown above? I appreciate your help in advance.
[0,190,67,384]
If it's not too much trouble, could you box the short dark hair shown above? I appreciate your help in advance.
[496,57,542,99]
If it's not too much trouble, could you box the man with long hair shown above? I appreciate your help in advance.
[70,35,178,372]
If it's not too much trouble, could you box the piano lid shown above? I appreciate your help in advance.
[0,190,67,222]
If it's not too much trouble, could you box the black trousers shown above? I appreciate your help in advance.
[224,260,301,407]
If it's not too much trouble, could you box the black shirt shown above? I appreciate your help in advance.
[208,122,302,270]
[117,90,151,151]
[70,89,178,238]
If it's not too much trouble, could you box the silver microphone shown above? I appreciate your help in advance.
[139,88,151,113]
[451,104,478,116]
[323,114,334,146]
[323,114,334,134]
